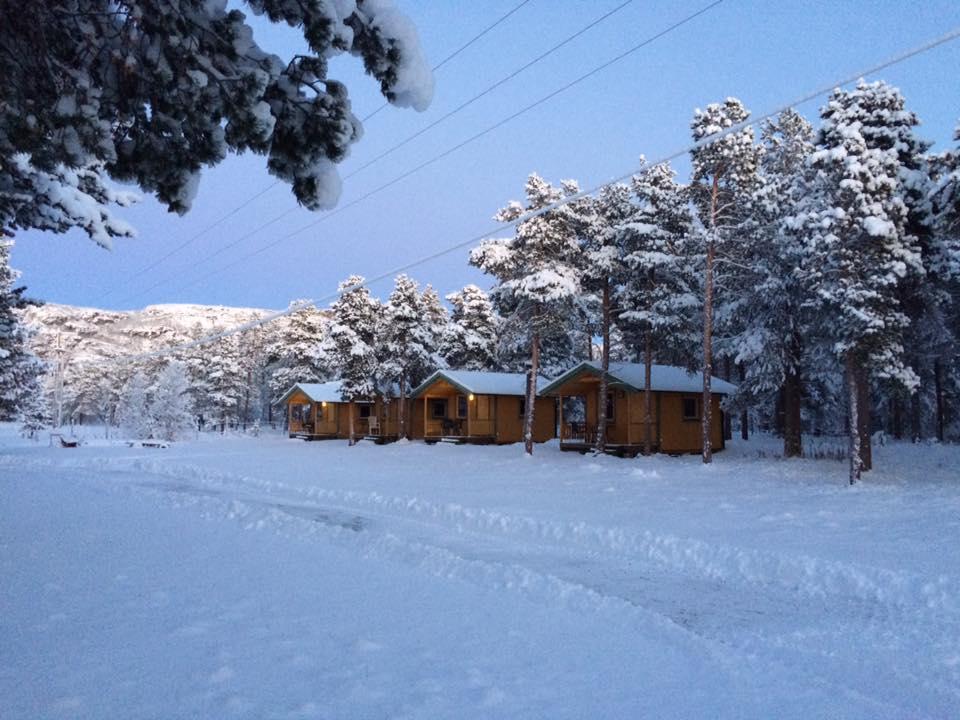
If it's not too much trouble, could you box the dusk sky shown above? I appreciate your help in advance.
[12,0,960,312]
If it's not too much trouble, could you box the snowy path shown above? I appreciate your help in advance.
[2,435,959,717]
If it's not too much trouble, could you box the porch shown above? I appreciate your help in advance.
[420,385,497,444]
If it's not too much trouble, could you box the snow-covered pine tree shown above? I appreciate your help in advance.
[470,173,581,454]
[321,275,381,445]
[0,239,43,420]
[1,1,433,242]
[732,109,815,457]
[117,370,153,439]
[18,374,50,440]
[150,361,195,441]
[789,80,925,484]
[267,301,329,401]
[569,182,633,452]
[689,98,762,463]
[420,285,449,372]
[379,275,433,439]
[616,161,698,455]
[441,285,499,370]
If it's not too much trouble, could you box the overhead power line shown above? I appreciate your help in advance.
[114,0,640,307]
[91,23,960,367]
[126,0,725,304]
[362,0,536,122]
[99,1,534,306]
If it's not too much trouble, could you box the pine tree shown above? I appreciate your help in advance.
[379,275,434,439]
[150,361,195,441]
[441,284,499,370]
[1,1,433,242]
[267,301,329,400]
[570,182,633,451]
[734,109,815,457]
[0,239,43,420]
[689,98,762,463]
[321,275,381,444]
[616,161,698,455]
[471,173,581,454]
[790,80,925,483]
[117,370,152,439]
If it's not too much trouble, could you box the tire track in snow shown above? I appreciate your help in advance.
[12,456,956,716]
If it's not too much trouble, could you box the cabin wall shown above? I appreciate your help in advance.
[494,396,555,443]
[658,392,725,453]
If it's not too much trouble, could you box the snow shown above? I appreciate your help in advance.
[412,369,544,397]
[2,427,959,718]
[276,380,345,404]
[543,360,737,395]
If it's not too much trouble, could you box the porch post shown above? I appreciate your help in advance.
[558,394,564,445]
[466,396,472,438]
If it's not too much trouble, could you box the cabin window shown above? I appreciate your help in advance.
[290,403,310,423]
[457,395,468,419]
[606,392,615,422]
[518,397,525,418]
[358,404,372,419]
[430,398,448,419]
[682,397,700,421]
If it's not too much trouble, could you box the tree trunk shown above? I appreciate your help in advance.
[594,280,610,453]
[644,326,653,456]
[891,395,903,440]
[782,365,803,458]
[399,374,407,440]
[845,354,862,485]
[737,362,748,441]
[910,389,922,443]
[524,327,540,456]
[934,358,945,442]
[348,400,356,446]
[856,364,872,472]
[701,177,719,464]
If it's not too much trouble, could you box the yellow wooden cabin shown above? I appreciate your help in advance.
[409,370,555,444]
[539,361,736,454]
[277,382,402,441]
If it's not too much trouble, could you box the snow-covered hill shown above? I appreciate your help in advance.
[21,302,280,365]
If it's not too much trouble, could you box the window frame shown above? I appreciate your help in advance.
[681,396,700,422]
[456,394,468,419]
[357,403,372,419]
[430,398,448,419]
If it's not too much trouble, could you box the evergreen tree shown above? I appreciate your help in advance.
[150,361,195,441]
[321,275,381,444]
[1,1,433,242]
[570,182,633,451]
[734,110,815,457]
[117,370,152,439]
[441,284,499,370]
[0,239,43,420]
[789,80,925,483]
[616,161,698,455]
[379,275,434,439]
[267,301,329,400]
[471,173,581,454]
[689,98,762,463]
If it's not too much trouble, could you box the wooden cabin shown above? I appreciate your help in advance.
[276,382,402,441]
[539,361,736,455]
[409,370,555,444]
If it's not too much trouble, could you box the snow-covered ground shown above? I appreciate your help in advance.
[2,427,958,718]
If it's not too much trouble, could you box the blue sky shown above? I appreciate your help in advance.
[11,0,960,311]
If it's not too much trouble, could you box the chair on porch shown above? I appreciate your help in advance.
[367,415,381,436]
[441,418,463,436]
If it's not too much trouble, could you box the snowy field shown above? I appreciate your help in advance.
[2,427,959,719]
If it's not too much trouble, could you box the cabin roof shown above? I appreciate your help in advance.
[275,381,345,405]
[411,370,545,398]
[540,361,737,395]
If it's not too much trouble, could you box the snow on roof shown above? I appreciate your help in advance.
[276,381,345,405]
[411,370,544,398]
[541,361,737,395]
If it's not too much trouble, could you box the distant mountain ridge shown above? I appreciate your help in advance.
[21,302,280,365]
